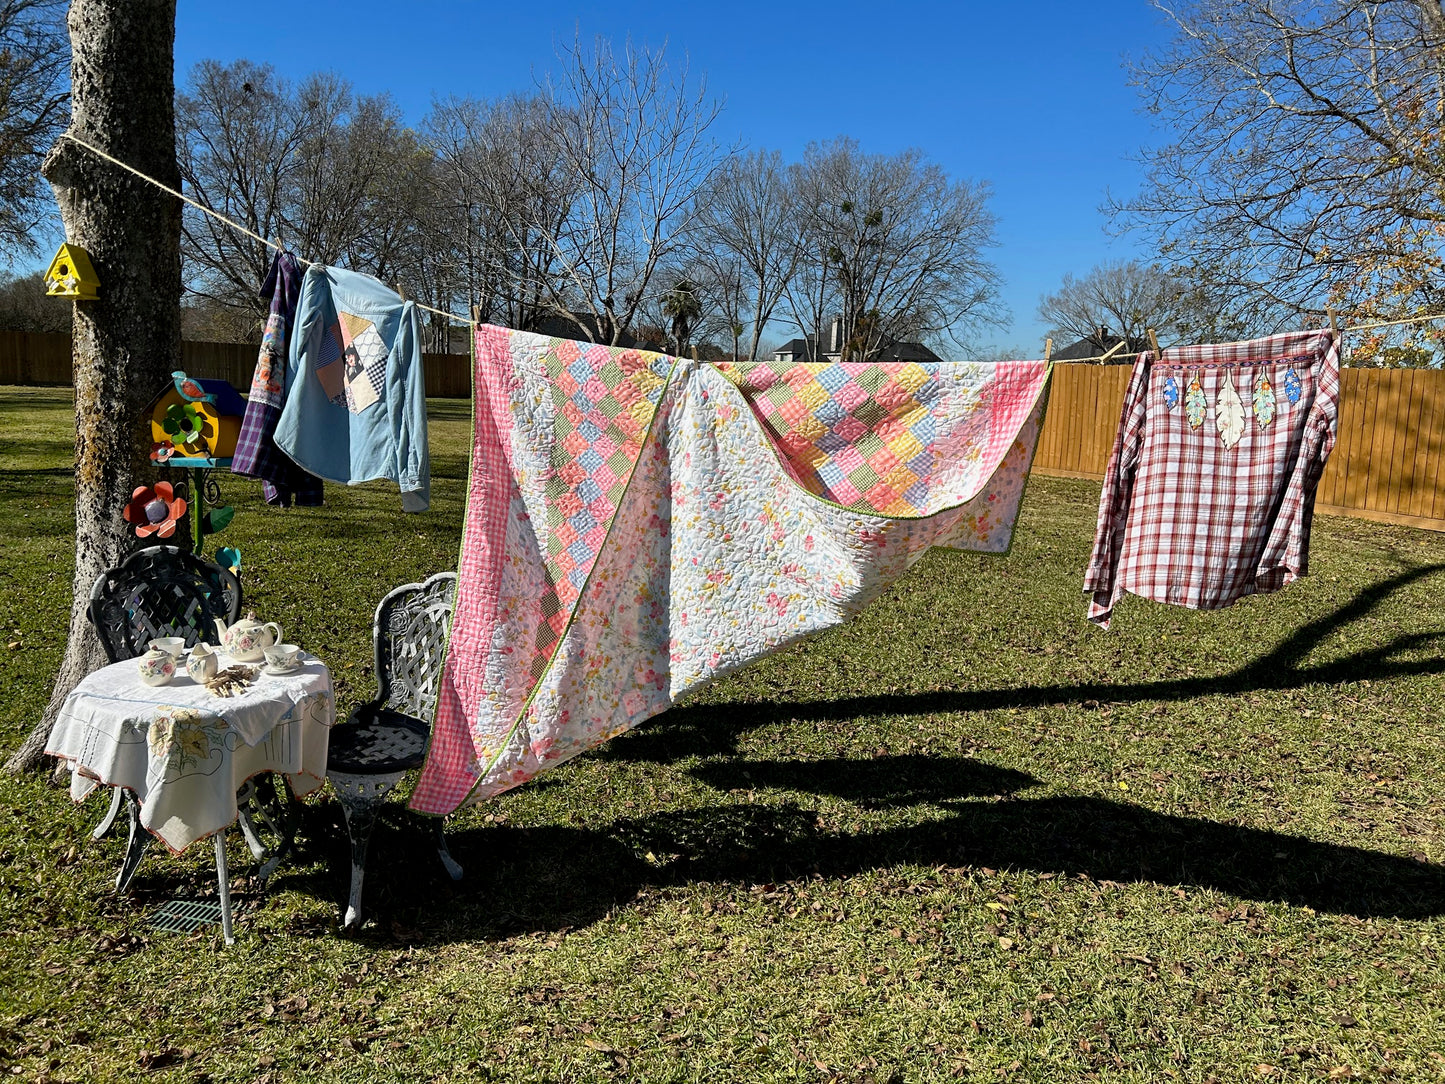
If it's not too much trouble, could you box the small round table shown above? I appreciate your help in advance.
[46,652,334,942]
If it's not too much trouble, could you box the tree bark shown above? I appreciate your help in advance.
[7,0,180,772]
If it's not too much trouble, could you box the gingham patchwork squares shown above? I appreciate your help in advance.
[531,338,675,629]
[717,359,947,515]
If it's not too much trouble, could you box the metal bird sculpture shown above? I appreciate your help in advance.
[171,370,216,405]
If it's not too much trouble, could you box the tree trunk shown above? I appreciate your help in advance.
[7,0,180,772]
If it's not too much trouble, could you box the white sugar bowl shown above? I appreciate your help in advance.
[137,647,177,686]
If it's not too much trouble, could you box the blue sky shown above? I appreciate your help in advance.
[173,0,1175,356]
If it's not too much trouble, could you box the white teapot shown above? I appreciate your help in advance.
[214,612,283,663]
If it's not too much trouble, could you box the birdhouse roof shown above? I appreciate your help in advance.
[194,378,246,416]
[144,376,247,417]
[45,243,99,286]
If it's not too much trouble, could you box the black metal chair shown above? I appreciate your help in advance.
[87,544,242,665]
[327,571,462,929]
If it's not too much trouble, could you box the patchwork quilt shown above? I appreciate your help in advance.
[409,327,1051,814]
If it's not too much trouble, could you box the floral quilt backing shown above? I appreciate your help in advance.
[409,327,1051,814]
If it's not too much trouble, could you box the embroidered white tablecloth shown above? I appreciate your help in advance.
[46,653,334,852]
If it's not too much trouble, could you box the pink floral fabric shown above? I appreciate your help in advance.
[409,328,1051,814]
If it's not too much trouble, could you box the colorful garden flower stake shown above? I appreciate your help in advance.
[149,441,176,464]
[1185,372,1207,429]
[122,481,187,539]
[1253,372,1276,428]
[1162,375,1180,411]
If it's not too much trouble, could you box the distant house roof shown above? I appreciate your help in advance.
[874,339,942,363]
[1052,329,1147,363]
[772,331,942,364]
[772,336,821,362]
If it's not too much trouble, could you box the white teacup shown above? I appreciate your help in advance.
[263,643,302,671]
[148,636,186,656]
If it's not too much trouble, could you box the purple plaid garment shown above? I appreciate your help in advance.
[231,252,323,506]
[1084,330,1341,628]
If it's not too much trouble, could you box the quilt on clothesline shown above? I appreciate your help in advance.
[409,327,1051,814]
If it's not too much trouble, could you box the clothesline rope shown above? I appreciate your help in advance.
[61,132,472,327]
[60,133,1445,356]
[1052,313,1445,364]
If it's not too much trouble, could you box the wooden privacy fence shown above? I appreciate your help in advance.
[0,330,473,398]
[10,331,1445,533]
[1035,362,1445,533]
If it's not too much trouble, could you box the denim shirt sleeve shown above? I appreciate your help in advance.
[392,300,430,512]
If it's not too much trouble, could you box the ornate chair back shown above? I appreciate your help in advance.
[371,572,457,725]
[86,545,242,663]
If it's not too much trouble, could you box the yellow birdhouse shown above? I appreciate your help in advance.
[146,373,247,461]
[44,243,100,300]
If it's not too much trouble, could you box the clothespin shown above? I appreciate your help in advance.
[394,282,408,303]
[691,345,699,362]
[1327,306,1341,348]
[470,304,481,325]
[1147,328,1162,361]
[1044,337,1053,363]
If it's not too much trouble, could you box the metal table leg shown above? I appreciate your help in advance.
[213,833,234,945]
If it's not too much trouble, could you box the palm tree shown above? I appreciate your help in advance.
[663,279,702,354]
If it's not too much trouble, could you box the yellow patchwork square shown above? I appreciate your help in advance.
[628,397,656,428]
[889,430,924,463]
[794,413,827,443]
[884,464,921,493]
[893,363,930,394]
[795,379,829,411]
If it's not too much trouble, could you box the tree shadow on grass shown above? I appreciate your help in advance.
[606,563,1445,765]
[617,794,1445,920]
[279,753,1444,943]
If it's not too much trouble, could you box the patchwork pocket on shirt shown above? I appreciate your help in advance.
[314,310,388,414]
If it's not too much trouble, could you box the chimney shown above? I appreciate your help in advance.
[831,316,843,354]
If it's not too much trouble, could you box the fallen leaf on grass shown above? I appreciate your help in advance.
[137,1046,191,1071]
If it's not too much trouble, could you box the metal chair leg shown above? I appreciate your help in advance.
[434,818,463,881]
[93,786,124,840]
[330,771,403,929]
[115,791,150,892]
[235,779,268,861]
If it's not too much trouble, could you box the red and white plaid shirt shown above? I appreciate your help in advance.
[1084,330,1340,627]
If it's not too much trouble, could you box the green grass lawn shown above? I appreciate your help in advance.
[1,385,1444,1083]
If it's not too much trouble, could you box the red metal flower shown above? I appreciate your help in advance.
[122,481,187,539]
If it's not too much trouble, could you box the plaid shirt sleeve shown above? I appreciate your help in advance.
[1082,355,1151,628]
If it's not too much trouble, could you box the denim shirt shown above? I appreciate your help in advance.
[275,265,430,512]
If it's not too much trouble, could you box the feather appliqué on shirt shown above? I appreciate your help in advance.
[1162,375,1180,411]
[1283,366,1302,404]
[1216,373,1246,449]
[1185,372,1207,430]
[1252,372,1276,428]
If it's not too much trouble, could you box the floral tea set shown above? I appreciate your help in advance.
[136,612,304,691]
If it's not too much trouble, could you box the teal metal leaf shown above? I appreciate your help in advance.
[202,505,234,535]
